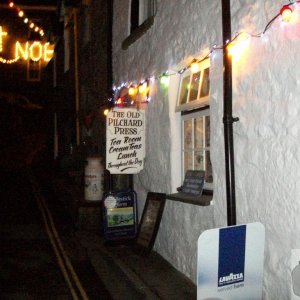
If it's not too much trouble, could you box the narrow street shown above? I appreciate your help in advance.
[0,166,112,299]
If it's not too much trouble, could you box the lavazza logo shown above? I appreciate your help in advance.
[218,272,244,286]
[217,225,246,289]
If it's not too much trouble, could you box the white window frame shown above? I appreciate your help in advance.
[130,0,156,32]
[139,0,155,25]
[176,59,210,112]
[181,109,213,190]
[177,58,212,190]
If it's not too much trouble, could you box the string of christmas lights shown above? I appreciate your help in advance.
[0,1,52,64]
[8,1,45,37]
[0,1,45,64]
[110,1,300,109]
[0,56,19,64]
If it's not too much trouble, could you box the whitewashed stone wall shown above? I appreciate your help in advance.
[113,0,300,298]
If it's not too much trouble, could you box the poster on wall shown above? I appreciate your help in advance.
[197,222,265,300]
[103,190,138,241]
[106,108,145,174]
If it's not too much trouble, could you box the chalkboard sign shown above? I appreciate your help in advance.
[135,192,166,254]
[181,170,205,195]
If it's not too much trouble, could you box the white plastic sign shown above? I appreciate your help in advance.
[197,222,265,300]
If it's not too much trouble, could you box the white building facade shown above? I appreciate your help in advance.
[112,1,300,298]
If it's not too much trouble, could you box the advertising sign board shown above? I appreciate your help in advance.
[197,222,265,300]
[103,190,138,241]
[106,108,145,174]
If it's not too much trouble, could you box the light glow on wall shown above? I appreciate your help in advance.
[227,32,251,62]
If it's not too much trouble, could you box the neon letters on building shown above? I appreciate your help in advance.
[0,26,53,62]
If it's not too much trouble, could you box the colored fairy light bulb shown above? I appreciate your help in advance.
[104,109,109,116]
[128,86,137,96]
[191,61,200,73]
[30,23,34,29]
[9,2,14,8]
[280,5,292,22]
[160,74,170,87]
[18,11,24,17]
[138,82,148,94]
[24,18,29,24]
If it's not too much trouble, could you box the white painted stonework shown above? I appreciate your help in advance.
[113,1,300,298]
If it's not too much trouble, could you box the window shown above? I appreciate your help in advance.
[130,0,156,33]
[177,59,210,112]
[27,59,41,82]
[123,0,156,49]
[177,58,212,190]
[182,109,213,190]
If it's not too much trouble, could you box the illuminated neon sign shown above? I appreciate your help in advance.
[0,26,53,62]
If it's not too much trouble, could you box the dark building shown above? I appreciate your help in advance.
[0,0,112,171]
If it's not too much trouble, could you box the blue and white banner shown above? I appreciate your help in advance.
[197,222,265,300]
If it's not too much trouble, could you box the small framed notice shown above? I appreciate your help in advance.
[181,170,205,195]
[135,192,166,254]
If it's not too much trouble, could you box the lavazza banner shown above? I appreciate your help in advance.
[106,108,145,174]
[197,222,265,300]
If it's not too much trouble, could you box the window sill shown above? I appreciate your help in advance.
[122,16,154,50]
[166,190,213,206]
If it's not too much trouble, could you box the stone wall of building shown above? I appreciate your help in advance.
[113,1,300,298]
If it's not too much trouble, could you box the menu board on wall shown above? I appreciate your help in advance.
[106,108,145,174]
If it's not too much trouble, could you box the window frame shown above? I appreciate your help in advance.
[26,59,41,82]
[181,107,212,191]
[176,59,210,112]
[122,0,156,50]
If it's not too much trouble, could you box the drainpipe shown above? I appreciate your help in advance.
[221,0,238,226]
[73,8,80,146]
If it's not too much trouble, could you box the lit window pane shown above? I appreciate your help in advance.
[179,75,190,105]
[200,68,210,98]
[194,151,204,170]
[184,151,193,173]
[184,119,193,149]
[189,72,200,102]
[205,151,213,183]
[194,117,204,149]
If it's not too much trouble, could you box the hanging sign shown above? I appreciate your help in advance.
[106,108,145,174]
[197,222,265,300]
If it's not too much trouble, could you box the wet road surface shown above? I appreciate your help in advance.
[0,168,112,299]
